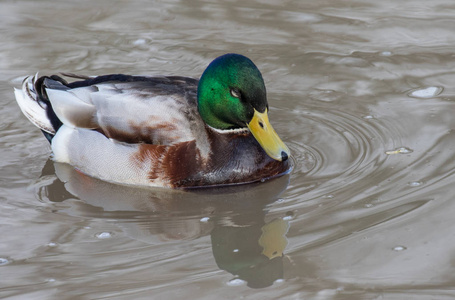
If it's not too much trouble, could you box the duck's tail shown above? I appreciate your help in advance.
[14,74,64,142]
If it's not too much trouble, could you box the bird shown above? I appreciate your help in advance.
[14,53,291,189]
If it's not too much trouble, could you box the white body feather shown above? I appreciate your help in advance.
[52,126,167,186]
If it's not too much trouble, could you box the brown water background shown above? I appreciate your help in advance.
[2,0,455,299]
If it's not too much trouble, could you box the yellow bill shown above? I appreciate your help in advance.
[247,109,290,161]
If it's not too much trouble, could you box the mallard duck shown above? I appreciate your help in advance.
[15,53,291,188]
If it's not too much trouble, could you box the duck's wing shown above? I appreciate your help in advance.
[19,74,200,145]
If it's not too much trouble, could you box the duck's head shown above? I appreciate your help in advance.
[198,53,290,161]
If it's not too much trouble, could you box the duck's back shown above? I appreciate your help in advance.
[29,74,201,145]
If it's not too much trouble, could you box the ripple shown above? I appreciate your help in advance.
[288,141,319,175]
[227,278,246,286]
[380,51,392,56]
[392,246,407,251]
[284,108,391,202]
[408,181,423,187]
[309,89,345,102]
[283,211,295,221]
[408,86,443,99]
[95,232,113,239]
[0,257,11,266]
[385,147,413,155]
[132,38,147,46]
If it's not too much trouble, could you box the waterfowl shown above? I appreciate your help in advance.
[15,53,291,188]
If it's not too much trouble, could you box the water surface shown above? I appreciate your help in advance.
[2,0,455,299]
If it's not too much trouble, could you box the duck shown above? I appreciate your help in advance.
[14,53,291,189]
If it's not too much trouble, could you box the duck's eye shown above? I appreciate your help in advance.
[230,88,241,98]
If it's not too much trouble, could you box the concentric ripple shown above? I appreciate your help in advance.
[283,106,394,202]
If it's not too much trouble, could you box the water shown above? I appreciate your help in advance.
[2,0,455,299]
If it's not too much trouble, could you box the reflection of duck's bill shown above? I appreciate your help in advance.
[247,109,290,162]
[259,218,290,259]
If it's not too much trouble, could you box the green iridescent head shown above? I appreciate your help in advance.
[197,53,290,161]
[197,53,267,130]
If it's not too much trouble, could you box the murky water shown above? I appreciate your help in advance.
[2,0,455,299]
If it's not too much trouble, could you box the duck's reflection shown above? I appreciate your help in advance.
[37,160,290,288]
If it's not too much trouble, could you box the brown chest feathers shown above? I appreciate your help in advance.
[131,126,291,188]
